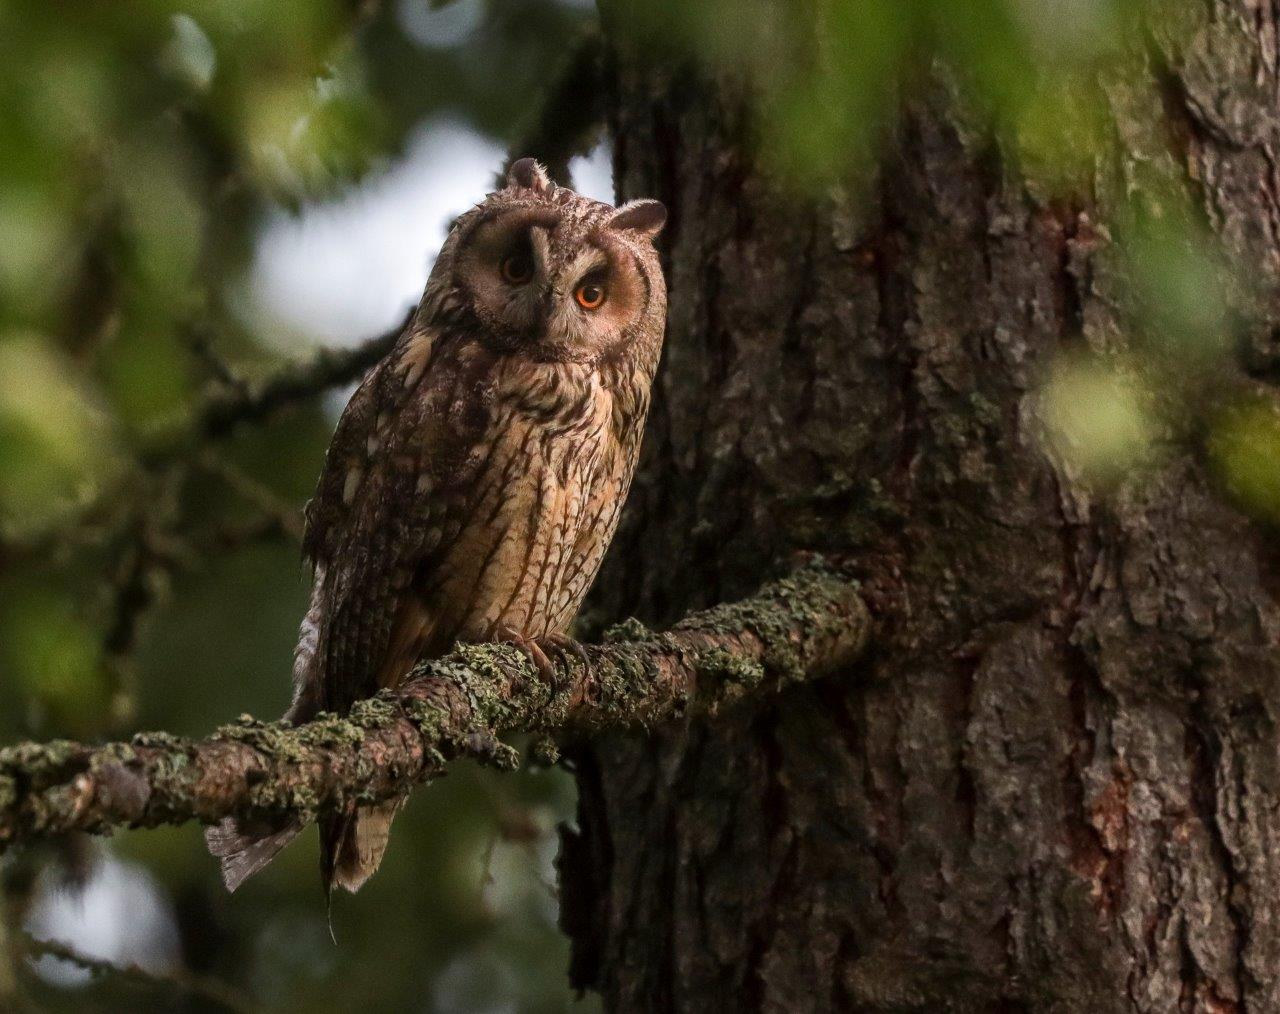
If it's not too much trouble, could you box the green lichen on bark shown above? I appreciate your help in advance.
[346,696,399,729]
[249,779,320,823]
[0,740,83,773]
[400,697,451,767]
[692,646,767,712]
[448,642,542,727]
[94,742,139,767]
[146,749,199,821]
[214,716,310,762]
[678,561,860,684]
[529,735,561,766]
[574,639,668,728]
[130,731,184,749]
[461,734,520,772]
[602,616,652,643]
[294,715,366,751]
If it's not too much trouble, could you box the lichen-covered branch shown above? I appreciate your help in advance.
[0,563,869,847]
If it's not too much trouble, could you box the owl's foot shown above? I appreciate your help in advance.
[541,632,591,671]
[491,624,555,678]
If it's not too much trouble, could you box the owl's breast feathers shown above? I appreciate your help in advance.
[293,320,649,721]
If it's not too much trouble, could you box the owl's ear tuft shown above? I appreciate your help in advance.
[506,158,554,197]
[608,199,666,238]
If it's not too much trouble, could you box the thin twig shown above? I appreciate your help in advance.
[194,451,305,544]
[5,316,405,569]
[99,466,188,731]
[184,321,251,396]
[0,475,136,570]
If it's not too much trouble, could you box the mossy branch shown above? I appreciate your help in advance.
[0,563,869,847]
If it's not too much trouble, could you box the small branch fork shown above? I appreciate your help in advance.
[0,564,869,847]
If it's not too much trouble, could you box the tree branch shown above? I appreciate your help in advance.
[192,312,408,442]
[500,28,606,189]
[0,563,868,846]
[3,315,408,566]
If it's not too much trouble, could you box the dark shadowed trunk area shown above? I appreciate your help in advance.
[562,3,1280,1010]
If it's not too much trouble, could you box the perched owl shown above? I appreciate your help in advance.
[207,158,667,895]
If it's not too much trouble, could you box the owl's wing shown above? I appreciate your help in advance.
[301,324,495,715]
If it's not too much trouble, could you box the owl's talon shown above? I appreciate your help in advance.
[492,624,556,679]
[527,641,554,678]
[543,632,591,671]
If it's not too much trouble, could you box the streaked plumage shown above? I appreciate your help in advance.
[206,159,667,895]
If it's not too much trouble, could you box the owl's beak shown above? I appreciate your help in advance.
[535,285,559,337]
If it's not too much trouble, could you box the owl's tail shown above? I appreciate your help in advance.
[320,798,405,894]
[205,816,303,892]
[205,564,403,897]
[205,576,326,893]
[204,800,402,896]
[319,804,406,941]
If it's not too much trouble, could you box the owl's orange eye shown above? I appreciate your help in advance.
[500,253,533,284]
[575,282,606,310]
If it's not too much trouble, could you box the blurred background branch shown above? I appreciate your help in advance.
[498,26,606,188]
[188,313,407,445]
[20,932,257,1014]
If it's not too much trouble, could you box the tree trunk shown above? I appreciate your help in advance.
[561,3,1280,1011]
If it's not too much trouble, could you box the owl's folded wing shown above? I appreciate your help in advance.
[299,323,497,715]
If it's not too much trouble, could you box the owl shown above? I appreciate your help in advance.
[207,158,667,894]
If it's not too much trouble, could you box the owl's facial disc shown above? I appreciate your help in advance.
[449,189,665,363]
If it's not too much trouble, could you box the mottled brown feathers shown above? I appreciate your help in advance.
[206,159,667,895]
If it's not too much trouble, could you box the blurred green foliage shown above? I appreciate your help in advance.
[1,0,1277,1010]
[617,0,1131,191]
[0,0,598,1010]
[1042,354,1160,483]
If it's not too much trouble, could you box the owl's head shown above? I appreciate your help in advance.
[429,158,667,365]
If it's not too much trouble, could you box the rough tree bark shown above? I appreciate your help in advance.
[564,3,1280,1011]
